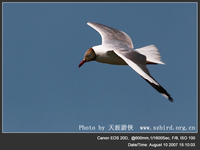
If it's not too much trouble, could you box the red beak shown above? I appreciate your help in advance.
[79,60,86,68]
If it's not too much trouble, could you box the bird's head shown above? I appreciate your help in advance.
[79,48,96,67]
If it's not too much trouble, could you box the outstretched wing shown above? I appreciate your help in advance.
[87,22,133,49]
[113,49,173,101]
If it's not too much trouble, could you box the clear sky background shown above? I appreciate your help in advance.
[3,3,197,132]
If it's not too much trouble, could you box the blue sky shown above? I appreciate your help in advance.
[3,3,197,132]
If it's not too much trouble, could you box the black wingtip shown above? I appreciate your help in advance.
[168,97,173,102]
[143,77,173,102]
[161,93,173,102]
[161,92,173,102]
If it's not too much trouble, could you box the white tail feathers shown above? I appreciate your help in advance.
[135,45,165,65]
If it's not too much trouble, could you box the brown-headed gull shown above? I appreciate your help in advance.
[79,22,173,102]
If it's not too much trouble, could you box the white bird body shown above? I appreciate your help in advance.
[92,44,127,65]
[79,22,173,101]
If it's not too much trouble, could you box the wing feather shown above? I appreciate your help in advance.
[113,50,173,101]
[87,22,133,49]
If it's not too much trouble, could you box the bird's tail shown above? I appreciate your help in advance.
[135,45,165,65]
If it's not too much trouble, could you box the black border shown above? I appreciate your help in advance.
[1,1,199,149]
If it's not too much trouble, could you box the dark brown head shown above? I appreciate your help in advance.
[79,48,96,68]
